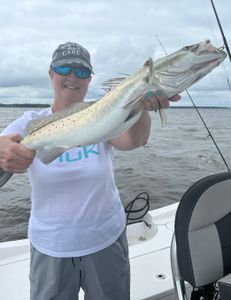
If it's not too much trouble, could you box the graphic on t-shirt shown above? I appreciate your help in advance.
[57,144,100,163]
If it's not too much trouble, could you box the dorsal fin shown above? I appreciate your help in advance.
[26,101,96,135]
[101,77,127,92]
[148,58,154,84]
[143,58,154,84]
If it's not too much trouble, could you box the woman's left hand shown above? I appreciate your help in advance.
[143,90,181,111]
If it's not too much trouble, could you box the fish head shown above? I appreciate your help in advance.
[182,39,226,68]
[152,40,227,96]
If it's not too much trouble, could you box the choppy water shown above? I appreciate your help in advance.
[0,107,230,242]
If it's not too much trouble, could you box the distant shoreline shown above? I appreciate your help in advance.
[0,103,229,109]
[170,106,231,109]
[0,103,50,108]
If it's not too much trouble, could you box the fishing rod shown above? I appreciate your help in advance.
[155,34,230,172]
[210,0,231,62]
[209,0,231,92]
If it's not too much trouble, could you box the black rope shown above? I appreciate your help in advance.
[125,192,150,225]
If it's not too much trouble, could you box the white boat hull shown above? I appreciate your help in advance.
[0,203,191,299]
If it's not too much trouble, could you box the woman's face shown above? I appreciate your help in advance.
[49,68,91,111]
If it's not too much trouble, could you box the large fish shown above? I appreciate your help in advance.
[0,39,227,187]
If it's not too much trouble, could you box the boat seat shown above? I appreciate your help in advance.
[171,171,231,300]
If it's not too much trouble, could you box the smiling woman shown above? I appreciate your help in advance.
[0,40,170,300]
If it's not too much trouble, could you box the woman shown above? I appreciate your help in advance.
[0,42,180,300]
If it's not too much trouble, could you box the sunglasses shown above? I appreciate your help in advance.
[52,64,92,79]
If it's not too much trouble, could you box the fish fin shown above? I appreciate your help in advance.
[101,77,127,92]
[37,147,69,165]
[143,58,154,85]
[124,106,143,122]
[122,93,146,109]
[148,58,154,84]
[159,109,168,126]
[0,168,14,187]
[121,59,155,110]
[26,102,96,135]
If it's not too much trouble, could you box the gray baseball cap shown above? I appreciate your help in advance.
[50,42,93,72]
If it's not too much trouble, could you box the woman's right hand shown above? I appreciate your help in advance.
[0,133,35,173]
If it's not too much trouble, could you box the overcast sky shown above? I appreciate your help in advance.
[0,0,230,106]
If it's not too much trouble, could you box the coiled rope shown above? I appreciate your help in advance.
[125,192,150,225]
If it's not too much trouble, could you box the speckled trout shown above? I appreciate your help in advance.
[0,40,226,187]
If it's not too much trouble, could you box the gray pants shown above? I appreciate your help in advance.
[30,230,130,300]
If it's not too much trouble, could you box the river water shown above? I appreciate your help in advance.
[0,107,230,242]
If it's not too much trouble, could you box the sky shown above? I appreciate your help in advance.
[0,0,230,107]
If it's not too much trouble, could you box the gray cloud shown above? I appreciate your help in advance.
[0,0,230,106]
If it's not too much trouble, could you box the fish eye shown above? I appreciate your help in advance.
[183,45,191,51]
[183,44,199,51]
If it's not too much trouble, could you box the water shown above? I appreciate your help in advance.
[0,107,230,242]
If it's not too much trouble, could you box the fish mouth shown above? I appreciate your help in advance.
[193,57,223,70]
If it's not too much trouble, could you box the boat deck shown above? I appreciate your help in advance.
[0,203,184,300]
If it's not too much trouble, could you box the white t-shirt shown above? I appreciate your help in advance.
[1,107,126,257]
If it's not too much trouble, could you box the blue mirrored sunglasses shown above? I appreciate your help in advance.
[52,64,92,79]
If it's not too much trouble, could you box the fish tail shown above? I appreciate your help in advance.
[0,168,14,187]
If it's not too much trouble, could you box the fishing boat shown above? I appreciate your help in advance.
[0,202,184,300]
[1,169,231,300]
